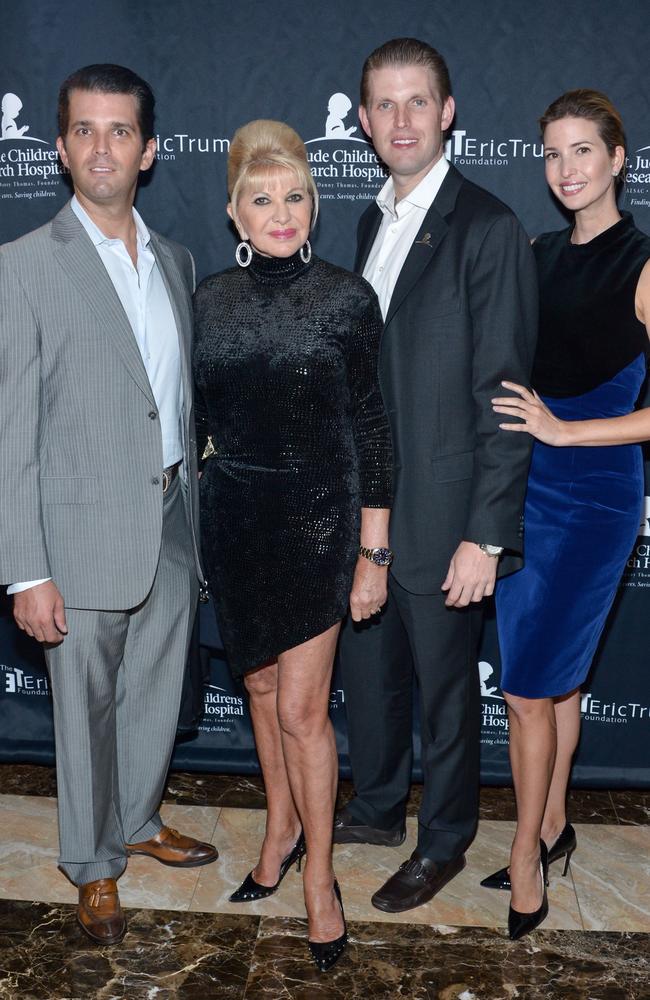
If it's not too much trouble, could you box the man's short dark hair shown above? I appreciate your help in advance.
[58,64,155,146]
[360,38,452,109]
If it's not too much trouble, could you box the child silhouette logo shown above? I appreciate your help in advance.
[1,92,45,142]
[478,660,501,698]
[325,93,357,139]
[2,93,29,138]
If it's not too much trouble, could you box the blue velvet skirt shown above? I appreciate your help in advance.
[496,355,645,698]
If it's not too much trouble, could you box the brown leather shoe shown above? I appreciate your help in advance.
[371,851,465,913]
[125,825,219,868]
[77,878,126,944]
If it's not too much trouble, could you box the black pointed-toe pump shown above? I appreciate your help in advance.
[307,879,348,972]
[507,840,549,941]
[229,831,305,903]
[481,822,576,891]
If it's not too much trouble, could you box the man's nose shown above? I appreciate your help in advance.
[394,105,410,129]
[93,130,110,155]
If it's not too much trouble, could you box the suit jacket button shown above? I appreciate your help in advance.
[151,476,160,485]
[149,411,157,419]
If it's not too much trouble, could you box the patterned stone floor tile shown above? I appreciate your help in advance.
[243,918,650,1000]
[571,824,650,932]
[0,899,259,1000]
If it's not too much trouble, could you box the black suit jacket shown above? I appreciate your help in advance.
[356,164,538,594]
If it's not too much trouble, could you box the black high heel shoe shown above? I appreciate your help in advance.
[480,822,576,891]
[508,840,549,941]
[307,879,348,972]
[229,831,305,902]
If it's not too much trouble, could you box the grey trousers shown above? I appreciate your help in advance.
[45,476,199,885]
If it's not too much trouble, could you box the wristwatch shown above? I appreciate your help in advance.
[478,543,504,557]
[359,545,394,567]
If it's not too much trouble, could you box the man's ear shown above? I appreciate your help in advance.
[56,135,69,168]
[140,137,158,172]
[359,104,372,139]
[441,96,455,133]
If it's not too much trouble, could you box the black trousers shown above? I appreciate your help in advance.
[339,573,481,862]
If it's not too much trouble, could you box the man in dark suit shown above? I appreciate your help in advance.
[336,38,538,912]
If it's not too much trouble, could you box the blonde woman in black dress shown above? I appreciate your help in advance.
[194,120,392,970]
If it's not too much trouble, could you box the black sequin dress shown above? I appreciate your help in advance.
[193,251,392,676]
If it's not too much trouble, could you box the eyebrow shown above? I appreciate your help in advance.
[71,119,135,130]
[249,187,305,196]
[375,93,431,102]
[544,140,594,151]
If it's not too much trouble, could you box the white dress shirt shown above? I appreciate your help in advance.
[9,198,184,595]
[363,156,449,318]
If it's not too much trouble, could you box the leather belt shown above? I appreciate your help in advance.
[162,462,181,494]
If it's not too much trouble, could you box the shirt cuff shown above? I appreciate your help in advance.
[7,578,51,595]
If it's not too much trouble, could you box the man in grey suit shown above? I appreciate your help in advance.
[336,39,538,912]
[0,65,216,944]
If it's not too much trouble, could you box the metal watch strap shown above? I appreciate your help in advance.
[478,543,504,557]
[359,545,393,566]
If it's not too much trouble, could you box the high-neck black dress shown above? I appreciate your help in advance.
[193,251,392,676]
[496,213,650,698]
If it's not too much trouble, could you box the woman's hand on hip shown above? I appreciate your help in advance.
[492,381,569,446]
[349,559,388,622]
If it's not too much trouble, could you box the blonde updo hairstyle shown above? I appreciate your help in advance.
[228,119,319,231]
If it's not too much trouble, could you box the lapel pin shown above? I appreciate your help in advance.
[415,231,432,247]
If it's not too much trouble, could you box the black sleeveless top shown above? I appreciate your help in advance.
[531,212,650,398]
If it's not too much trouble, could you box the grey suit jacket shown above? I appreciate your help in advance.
[356,165,538,593]
[0,201,203,609]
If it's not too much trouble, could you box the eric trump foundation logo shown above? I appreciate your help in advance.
[1,662,50,696]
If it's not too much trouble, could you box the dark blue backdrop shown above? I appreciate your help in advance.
[2,0,650,785]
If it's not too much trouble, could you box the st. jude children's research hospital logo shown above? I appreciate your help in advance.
[305,92,387,203]
[0,91,63,202]
[479,660,508,746]
[625,144,650,209]
[621,496,650,588]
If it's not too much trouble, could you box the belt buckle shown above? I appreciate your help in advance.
[162,470,170,494]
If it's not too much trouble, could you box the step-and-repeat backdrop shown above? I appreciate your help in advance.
[1,0,649,785]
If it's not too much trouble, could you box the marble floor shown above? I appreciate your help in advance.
[0,766,648,999]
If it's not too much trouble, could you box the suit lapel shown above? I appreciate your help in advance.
[383,164,464,327]
[52,204,155,403]
[354,205,382,274]
[384,209,447,326]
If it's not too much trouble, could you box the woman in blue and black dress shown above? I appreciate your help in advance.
[483,90,650,939]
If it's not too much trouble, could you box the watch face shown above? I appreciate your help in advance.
[373,547,393,566]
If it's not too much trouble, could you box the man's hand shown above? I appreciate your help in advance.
[441,541,497,608]
[349,559,388,622]
[13,581,68,643]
